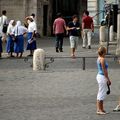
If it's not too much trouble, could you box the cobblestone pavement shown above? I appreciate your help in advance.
[0,37,120,120]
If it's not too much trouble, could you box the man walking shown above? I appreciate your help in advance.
[82,10,94,49]
[0,10,8,42]
[53,13,66,52]
[67,15,80,58]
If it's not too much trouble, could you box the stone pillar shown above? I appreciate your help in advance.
[109,25,114,42]
[116,14,120,55]
[33,48,46,71]
[99,26,106,45]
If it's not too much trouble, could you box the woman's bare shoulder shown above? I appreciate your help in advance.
[99,57,105,63]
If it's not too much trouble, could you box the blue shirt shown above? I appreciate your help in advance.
[97,58,108,75]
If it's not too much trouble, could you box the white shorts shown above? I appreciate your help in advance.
[96,74,108,101]
[70,36,79,49]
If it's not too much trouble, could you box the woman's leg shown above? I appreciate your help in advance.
[97,100,104,112]
[96,75,107,114]
[19,52,23,58]
[29,50,33,56]
[16,53,19,57]
[96,100,100,112]
[10,52,13,57]
[97,100,106,115]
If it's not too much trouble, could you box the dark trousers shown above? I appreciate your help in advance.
[55,33,64,50]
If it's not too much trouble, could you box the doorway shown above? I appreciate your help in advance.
[52,0,80,22]
[43,5,48,36]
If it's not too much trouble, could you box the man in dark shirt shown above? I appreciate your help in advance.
[67,15,80,58]
[82,10,94,49]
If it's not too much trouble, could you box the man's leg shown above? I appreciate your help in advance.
[59,34,64,52]
[70,36,76,58]
[73,37,79,57]
[87,30,92,49]
[82,30,87,48]
[55,34,59,52]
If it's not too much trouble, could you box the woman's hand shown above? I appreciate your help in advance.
[107,80,111,86]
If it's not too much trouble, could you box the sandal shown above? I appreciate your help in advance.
[96,111,106,115]
[71,55,76,59]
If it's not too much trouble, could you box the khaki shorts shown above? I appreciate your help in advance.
[69,36,79,49]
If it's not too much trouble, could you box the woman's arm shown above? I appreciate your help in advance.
[100,58,111,85]
[31,31,35,40]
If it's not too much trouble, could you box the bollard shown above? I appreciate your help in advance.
[109,25,114,42]
[33,48,45,71]
[116,14,120,55]
[83,57,85,70]
[99,26,106,43]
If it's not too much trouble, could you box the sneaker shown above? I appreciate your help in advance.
[59,49,63,52]
[27,54,33,57]
[88,46,91,49]
[113,105,120,112]
[82,46,86,49]
[56,47,59,53]
[56,49,59,53]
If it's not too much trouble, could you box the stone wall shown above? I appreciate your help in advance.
[0,0,26,22]
[0,0,50,36]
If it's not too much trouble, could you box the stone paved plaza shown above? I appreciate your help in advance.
[0,37,120,120]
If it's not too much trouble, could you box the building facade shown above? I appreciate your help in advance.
[0,0,87,36]
[88,0,120,25]
[87,0,106,25]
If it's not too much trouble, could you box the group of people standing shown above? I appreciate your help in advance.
[0,10,37,58]
[53,10,94,58]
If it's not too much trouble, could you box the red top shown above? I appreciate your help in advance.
[53,18,66,34]
[82,16,94,30]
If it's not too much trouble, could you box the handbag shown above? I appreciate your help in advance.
[106,83,110,95]
[2,23,8,33]
[1,16,8,33]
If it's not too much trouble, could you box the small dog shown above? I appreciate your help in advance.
[33,48,45,71]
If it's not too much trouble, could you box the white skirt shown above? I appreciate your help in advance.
[96,74,108,101]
